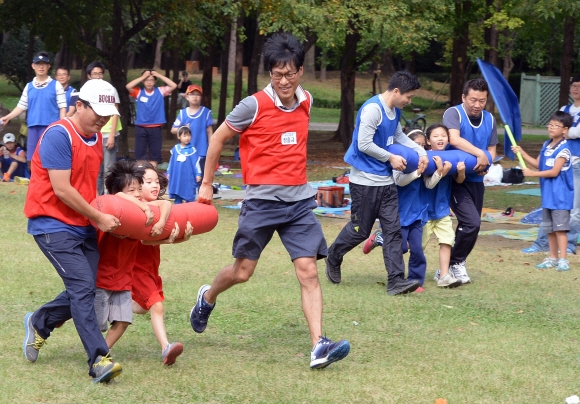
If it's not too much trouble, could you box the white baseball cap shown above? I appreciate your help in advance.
[3,133,15,143]
[77,79,120,117]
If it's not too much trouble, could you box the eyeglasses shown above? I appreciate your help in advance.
[90,72,104,78]
[80,99,93,111]
[547,123,564,128]
[270,70,298,81]
[570,84,580,89]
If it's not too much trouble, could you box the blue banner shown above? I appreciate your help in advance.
[477,59,522,160]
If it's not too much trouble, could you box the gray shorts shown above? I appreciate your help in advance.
[541,208,570,233]
[233,197,327,261]
[94,288,133,332]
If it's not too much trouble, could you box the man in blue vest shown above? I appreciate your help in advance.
[522,73,580,255]
[438,78,498,284]
[324,71,428,295]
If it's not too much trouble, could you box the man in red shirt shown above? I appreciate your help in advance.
[189,33,350,369]
[22,79,124,383]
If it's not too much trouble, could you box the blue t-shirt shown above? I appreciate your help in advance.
[27,125,98,238]
[172,107,213,157]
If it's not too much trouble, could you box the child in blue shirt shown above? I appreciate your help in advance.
[512,111,574,271]
[1,133,28,181]
[167,126,202,204]
[171,84,213,185]
[423,124,465,288]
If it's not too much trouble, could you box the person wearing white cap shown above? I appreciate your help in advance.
[0,51,67,162]
[21,79,125,383]
[1,132,28,181]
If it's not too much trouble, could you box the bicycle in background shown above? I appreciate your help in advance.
[400,107,426,133]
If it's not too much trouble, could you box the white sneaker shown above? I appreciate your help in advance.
[433,269,441,282]
[437,273,462,288]
[451,262,471,284]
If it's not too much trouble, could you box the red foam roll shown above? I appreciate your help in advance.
[90,194,219,240]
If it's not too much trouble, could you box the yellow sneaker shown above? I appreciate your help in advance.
[14,176,30,185]
[92,353,122,383]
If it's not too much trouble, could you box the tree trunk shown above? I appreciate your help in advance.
[167,46,181,140]
[320,52,327,82]
[559,16,575,107]
[247,19,264,96]
[381,49,396,77]
[232,11,245,109]
[201,44,214,110]
[228,20,237,74]
[502,30,516,79]
[484,0,500,113]
[154,38,164,70]
[303,45,316,80]
[404,52,417,74]
[335,27,360,151]
[26,29,35,82]
[449,0,471,106]
[218,25,232,127]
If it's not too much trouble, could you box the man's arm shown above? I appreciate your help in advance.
[198,123,239,204]
[48,169,120,232]
[0,106,25,125]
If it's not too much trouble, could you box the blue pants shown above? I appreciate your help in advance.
[531,160,580,253]
[401,220,427,285]
[134,125,162,162]
[30,232,109,374]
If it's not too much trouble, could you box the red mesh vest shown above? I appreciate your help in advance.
[24,118,102,226]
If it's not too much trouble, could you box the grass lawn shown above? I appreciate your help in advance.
[2,130,580,402]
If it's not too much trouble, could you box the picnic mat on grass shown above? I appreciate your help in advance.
[480,208,531,225]
[478,227,539,242]
[505,188,541,196]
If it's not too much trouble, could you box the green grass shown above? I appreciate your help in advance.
[2,161,580,402]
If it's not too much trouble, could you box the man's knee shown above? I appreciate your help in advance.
[232,259,257,283]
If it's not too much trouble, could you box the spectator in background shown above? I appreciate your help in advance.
[177,71,192,108]
[55,67,76,116]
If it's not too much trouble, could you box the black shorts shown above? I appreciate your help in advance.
[232,197,327,261]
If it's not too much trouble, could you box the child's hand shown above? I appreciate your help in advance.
[456,161,466,172]
[417,155,429,175]
[183,221,194,241]
[511,145,523,154]
[196,176,201,183]
[433,156,443,171]
[442,161,452,176]
[141,70,152,80]
[144,207,154,227]
[150,219,166,237]
[166,222,180,243]
[522,168,535,177]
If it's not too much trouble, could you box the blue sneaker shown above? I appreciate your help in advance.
[310,336,350,369]
[189,284,215,333]
[23,312,45,362]
[536,258,558,269]
[557,259,570,272]
[567,247,576,255]
[521,245,544,254]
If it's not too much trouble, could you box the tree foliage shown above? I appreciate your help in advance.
[0,29,44,92]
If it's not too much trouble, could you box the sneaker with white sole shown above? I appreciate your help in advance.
[23,312,45,362]
[91,353,122,383]
[162,342,184,366]
[437,273,462,288]
[189,284,215,333]
[362,230,383,254]
[557,258,570,272]
[433,269,441,282]
[310,336,350,369]
[536,258,558,269]
[450,262,471,284]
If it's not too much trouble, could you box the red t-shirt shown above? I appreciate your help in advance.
[96,231,139,291]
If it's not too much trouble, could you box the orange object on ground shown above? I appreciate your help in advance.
[316,186,345,208]
[90,194,218,240]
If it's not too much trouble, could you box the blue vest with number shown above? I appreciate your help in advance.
[539,139,573,210]
[450,104,494,183]
[344,95,400,176]
[135,88,166,125]
[562,104,580,157]
[27,80,60,127]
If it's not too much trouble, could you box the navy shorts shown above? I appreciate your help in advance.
[232,197,327,261]
[134,126,162,162]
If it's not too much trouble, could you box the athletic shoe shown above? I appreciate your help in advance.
[521,245,544,254]
[189,284,215,333]
[23,312,45,362]
[324,257,341,284]
[450,262,471,284]
[437,273,462,288]
[413,286,425,293]
[310,336,350,369]
[386,278,420,295]
[162,342,184,366]
[91,353,122,383]
[567,247,576,255]
[433,269,441,282]
[536,258,558,269]
[557,259,570,272]
[362,230,383,254]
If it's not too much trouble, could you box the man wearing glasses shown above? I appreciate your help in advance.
[22,79,124,383]
[189,33,350,370]
[522,74,580,255]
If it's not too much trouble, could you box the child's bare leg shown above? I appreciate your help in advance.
[547,232,559,259]
[438,243,452,277]
[105,321,130,349]
[149,302,169,350]
[133,300,148,314]
[556,231,568,259]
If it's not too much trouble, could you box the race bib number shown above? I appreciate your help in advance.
[545,158,554,167]
[139,97,149,103]
[177,154,187,162]
[386,136,394,146]
[281,132,297,145]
